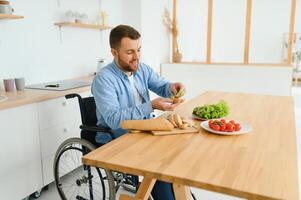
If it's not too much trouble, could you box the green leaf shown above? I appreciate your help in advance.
[192,100,229,119]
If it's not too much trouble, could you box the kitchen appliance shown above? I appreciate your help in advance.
[26,80,90,91]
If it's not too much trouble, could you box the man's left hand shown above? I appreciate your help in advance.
[170,82,185,97]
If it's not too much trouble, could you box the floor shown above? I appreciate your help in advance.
[25,87,301,200]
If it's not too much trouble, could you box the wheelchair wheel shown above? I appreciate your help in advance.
[54,138,116,200]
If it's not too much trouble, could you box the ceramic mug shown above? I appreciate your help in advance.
[15,77,25,91]
[0,4,13,14]
[3,78,15,92]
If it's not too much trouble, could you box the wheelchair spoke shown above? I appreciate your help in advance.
[54,138,116,200]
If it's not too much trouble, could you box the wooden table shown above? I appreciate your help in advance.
[82,91,299,200]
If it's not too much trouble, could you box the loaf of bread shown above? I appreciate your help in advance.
[166,114,193,129]
[120,118,174,131]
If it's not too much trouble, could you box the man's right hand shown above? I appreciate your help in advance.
[151,97,178,111]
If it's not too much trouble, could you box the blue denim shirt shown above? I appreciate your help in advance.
[91,60,172,143]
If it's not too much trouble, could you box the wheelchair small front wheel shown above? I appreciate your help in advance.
[53,138,116,200]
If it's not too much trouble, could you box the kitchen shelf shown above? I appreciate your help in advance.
[54,22,113,30]
[0,13,24,20]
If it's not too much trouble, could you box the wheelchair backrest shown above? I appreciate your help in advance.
[65,93,99,146]
[80,96,97,126]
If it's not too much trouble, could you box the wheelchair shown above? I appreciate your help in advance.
[53,93,139,200]
[53,93,196,200]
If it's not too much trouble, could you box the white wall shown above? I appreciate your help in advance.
[0,0,122,85]
[174,0,301,63]
[140,0,171,72]
[117,0,172,72]
[121,0,141,32]
[0,0,169,85]
[161,63,293,98]
[1,1,300,85]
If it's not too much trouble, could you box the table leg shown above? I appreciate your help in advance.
[173,184,192,200]
[120,177,156,200]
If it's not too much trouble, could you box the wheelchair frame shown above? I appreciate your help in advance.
[53,94,138,200]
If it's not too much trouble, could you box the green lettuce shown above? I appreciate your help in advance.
[192,100,229,119]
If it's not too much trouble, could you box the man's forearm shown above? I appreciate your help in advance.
[102,102,153,129]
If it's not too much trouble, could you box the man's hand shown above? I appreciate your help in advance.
[151,97,179,111]
[170,82,185,97]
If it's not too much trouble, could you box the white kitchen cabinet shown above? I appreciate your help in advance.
[40,120,81,159]
[38,96,81,130]
[40,120,82,185]
[38,92,91,185]
[0,90,92,198]
[0,104,43,200]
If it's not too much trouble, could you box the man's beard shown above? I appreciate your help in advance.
[118,56,139,72]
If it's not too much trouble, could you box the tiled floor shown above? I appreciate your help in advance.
[25,177,133,200]
[26,87,301,200]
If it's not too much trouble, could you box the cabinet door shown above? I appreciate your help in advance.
[38,92,91,185]
[40,120,81,185]
[40,120,81,159]
[0,104,43,200]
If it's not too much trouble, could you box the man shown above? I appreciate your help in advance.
[92,24,185,200]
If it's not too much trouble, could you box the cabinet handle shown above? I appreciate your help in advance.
[62,101,67,106]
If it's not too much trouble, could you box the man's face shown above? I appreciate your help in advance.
[112,37,141,73]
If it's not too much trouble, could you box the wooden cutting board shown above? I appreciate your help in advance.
[151,126,199,136]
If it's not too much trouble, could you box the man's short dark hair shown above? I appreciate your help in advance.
[109,25,141,49]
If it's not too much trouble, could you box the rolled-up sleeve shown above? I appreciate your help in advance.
[145,65,172,98]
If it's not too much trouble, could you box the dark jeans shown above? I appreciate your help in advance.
[131,176,174,200]
[151,180,175,200]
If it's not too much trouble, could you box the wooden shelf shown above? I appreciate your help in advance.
[54,22,113,30]
[0,14,24,20]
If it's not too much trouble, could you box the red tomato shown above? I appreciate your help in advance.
[220,124,226,131]
[211,124,221,131]
[226,123,234,132]
[208,119,241,132]
[229,120,235,125]
[234,123,241,131]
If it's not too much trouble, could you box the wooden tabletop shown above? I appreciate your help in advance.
[0,75,93,110]
[82,91,299,200]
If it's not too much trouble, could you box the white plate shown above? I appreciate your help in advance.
[200,120,252,135]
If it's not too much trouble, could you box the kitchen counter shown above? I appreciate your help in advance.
[0,75,94,111]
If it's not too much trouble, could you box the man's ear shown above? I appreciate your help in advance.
[111,48,117,57]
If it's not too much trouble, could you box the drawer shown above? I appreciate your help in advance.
[37,92,91,130]
[38,96,80,130]
[40,120,81,158]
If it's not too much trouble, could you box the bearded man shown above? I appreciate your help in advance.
[92,24,185,200]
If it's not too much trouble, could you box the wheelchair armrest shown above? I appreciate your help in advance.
[80,125,112,133]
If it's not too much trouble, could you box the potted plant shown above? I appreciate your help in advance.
[293,51,301,72]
